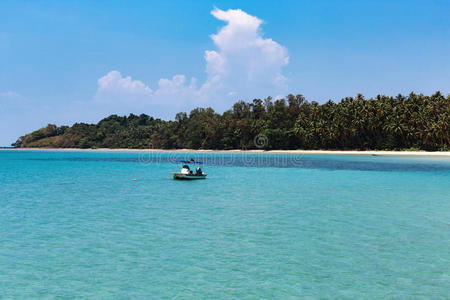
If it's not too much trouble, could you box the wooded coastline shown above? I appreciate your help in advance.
[13,92,449,151]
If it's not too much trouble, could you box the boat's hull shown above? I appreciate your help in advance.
[173,173,207,180]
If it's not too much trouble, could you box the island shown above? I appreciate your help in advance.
[12,92,449,151]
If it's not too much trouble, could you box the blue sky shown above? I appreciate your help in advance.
[1,0,449,146]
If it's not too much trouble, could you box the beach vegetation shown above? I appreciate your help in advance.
[12,92,449,151]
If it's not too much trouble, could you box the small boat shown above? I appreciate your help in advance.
[173,160,207,180]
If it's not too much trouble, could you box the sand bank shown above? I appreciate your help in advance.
[2,148,450,156]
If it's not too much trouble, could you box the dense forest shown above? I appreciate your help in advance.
[13,92,449,151]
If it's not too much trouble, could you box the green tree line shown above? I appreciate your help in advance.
[13,92,449,151]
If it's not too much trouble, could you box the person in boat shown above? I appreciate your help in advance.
[196,167,203,175]
[181,165,191,174]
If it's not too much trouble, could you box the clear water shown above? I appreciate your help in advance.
[1,150,449,299]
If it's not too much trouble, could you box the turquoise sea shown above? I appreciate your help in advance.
[1,150,449,299]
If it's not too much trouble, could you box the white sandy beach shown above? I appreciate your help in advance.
[2,148,450,156]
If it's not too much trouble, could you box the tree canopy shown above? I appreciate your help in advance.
[13,92,449,151]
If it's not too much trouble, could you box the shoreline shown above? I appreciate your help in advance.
[1,148,450,156]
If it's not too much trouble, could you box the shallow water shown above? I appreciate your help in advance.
[1,150,449,298]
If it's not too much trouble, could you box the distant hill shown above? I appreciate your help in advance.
[13,92,449,151]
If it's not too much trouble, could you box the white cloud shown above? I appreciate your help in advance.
[205,50,225,76]
[94,8,289,113]
[155,75,197,96]
[204,8,289,100]
[0,91,30,114]
[0,90,26,101]
[95,71,152,102]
